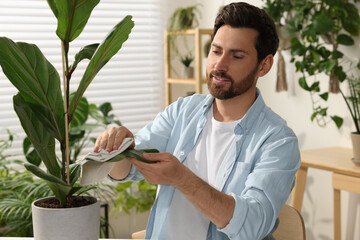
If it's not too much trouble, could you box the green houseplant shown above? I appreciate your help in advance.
[0,0,135,239]
[0,101,156,237]
[263,0,360,163]
[263,0,360,128]
[180,53,194,78]
[168,4,202,31]
[167,4,202,78]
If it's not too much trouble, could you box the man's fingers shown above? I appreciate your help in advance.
[94,135,102,152]
[113,129,125,150]
[142,152,171,161]
[94,126,134,153]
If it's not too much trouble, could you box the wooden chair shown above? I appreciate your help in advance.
[131,229,146,239]
[132,204,306,240]
[273,204,306,240]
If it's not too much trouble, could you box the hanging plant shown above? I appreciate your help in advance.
[263,0,360,129]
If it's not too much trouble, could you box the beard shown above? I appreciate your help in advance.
[206,65,259,100]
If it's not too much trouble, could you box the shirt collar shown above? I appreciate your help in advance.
[238,88,266,133]
[201,88,266,133]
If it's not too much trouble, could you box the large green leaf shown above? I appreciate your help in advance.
[68,15,135,117]
[46,0,58,18]
[69,93,89,128]
[24,163,72,206]
[23,137,42,167]
[13,94,61,177]
[54,0,100,42]
[0,38,65,142]
[109,149,160,164]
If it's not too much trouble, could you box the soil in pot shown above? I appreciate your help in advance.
[34,196,96,208]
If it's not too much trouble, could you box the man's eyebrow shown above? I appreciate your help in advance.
[211,43,249,55]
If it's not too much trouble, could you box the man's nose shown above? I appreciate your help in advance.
[214,55,229,72]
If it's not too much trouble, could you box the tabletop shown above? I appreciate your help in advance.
[300,147,360,177]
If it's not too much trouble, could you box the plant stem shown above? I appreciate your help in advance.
[61,41,70,185]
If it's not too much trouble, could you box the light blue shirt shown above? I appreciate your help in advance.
[119,89,300,240]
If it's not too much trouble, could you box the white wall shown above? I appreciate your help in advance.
[169,0,360,239]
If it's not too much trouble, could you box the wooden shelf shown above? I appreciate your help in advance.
[164,28,212,106]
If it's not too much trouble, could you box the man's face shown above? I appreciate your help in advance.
[206,25,260,100]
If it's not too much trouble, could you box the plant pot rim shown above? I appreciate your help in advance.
[32,196,99,211]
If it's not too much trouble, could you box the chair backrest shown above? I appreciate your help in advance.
[131,229,146,239]
[132,205,305,240]
[273,204,306,240]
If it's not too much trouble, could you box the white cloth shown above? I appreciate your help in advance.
[79,138,134,185]
[165,106,238,240]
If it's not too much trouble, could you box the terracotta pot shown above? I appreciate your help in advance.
[32,196,100,240]
[351,132,360,166]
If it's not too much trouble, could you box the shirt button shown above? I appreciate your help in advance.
[180,151,185,156]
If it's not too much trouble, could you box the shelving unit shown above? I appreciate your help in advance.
[164,28,212,105]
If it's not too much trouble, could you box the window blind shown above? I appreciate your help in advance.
[0,0,165,157]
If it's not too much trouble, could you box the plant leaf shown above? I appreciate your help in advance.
[69,93,89,128]
[312,14,334,33]
[70,164,81,185]
[333,66,347,82]
[99,102,112,116]
[109,149,159,164]
[298,77,311,91]
[70,43,99,70]
[68,15,135,117]
[336,34,355,46]
[13,94,60,177]
[331,115,344,129]
[24,163,67,186]
[0,38,65,142]
[319,92,329,101]
[24,163,72,206]
[23,137,42,167]
[54,0,100,42]
[46,0,58,18]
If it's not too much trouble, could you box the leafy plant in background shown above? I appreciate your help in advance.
[167,4,202,78]
[341,74,360,134]
[168,4,202,31]
[0,0,135,207]
[263,0,360,129]
[113,180,157,215]
[180,53,194,68]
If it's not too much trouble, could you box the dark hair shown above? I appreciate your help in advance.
[212,2,279,62]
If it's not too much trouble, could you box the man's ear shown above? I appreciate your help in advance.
[257,54,273,77]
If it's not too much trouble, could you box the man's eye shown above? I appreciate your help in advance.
[234,55,244,59]
[212,50,220,55]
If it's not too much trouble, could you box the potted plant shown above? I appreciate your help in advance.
[168,4,202,31]
[180,53,194,78]
[167,4,202,78]
[262,0,360,162]
[341,75,360,165]
[0,0,135,239]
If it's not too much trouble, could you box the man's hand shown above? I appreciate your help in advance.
[94,126,135,153]
[129,152,188,186]
[132,152,235,229]
[94,126,135,180]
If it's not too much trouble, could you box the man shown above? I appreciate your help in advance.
[94,2,300,239]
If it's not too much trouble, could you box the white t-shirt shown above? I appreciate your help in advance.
[165,105,239,240]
